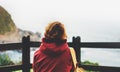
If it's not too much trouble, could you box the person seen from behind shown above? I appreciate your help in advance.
[32,21,75,72]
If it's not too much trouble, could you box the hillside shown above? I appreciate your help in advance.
[0,6,41,43]
[0,6,16,34]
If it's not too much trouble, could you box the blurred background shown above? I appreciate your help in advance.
[0,0,120,68]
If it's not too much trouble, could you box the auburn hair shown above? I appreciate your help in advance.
[44,21,67,40]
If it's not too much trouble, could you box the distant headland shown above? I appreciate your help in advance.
[0,6,41,43]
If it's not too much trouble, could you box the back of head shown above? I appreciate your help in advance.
[44,21,67,45]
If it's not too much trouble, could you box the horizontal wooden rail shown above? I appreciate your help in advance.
[30,42,41,47]
[0,65,22,72]
[81,42,120,48]
[1,42,120,51]
[0,43,22,50]
[0,36,120,72]
[0,64,32,72]
[80,65,120,72]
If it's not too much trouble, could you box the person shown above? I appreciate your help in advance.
[32,21,75,72]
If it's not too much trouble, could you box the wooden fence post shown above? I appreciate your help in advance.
[22,36,30,72]
[72,36,81,65]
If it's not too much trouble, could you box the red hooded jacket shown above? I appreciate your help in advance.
[33,38,74,72]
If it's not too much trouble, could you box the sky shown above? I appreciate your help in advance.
[0,0,120,41]
[1,0,120,66]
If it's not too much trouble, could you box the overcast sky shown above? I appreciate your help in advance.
[0,0,120,41]
[1,0,120,66]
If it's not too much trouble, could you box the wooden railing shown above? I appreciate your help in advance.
[0,36,120,72]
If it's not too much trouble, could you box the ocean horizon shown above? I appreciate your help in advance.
[1,24,120,67]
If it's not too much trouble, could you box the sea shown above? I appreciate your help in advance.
[2,45,120,67]
[1,23,120,67]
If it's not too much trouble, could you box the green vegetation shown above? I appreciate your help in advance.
[82,60,99,66]
[82,60,99,72]
[0,6,16,34]
[0,53,14,66]
[0,52,99,72]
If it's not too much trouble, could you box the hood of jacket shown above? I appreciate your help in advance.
[40,38,68,57]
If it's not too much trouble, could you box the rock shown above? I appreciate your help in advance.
[0,6,20,43]
[0,6,41,43]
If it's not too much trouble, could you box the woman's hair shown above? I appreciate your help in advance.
[44,21,67,40]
